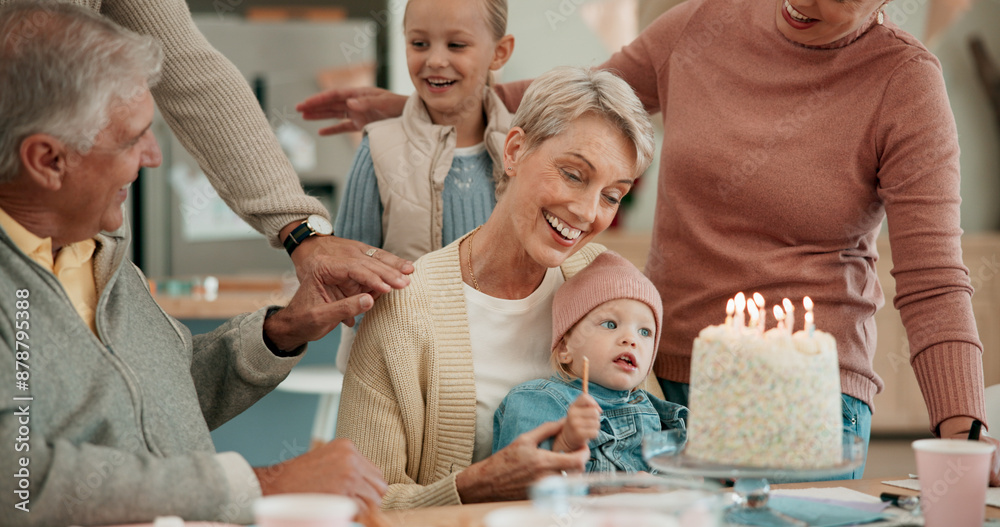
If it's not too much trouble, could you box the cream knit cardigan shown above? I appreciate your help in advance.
[337,235,607,509]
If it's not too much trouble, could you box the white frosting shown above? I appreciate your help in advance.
[686,324,843,469]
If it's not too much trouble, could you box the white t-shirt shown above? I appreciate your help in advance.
[465,266,565,463]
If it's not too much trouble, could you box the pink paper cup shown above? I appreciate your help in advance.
[253,494,357,527]
[912,439,995,527]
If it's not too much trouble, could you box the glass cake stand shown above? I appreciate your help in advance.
[644,429,865,526]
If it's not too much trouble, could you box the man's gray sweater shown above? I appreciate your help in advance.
[0,221,303,525]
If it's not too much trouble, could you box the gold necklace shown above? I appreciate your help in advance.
[467,226,482,292]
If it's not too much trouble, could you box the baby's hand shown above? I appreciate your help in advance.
[554,394,602,453]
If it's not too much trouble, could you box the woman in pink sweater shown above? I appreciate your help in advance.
[302,0,998,482]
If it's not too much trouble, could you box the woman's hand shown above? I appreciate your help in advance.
[456,419,590,503]
[552,394,601,453]
[939,416,1000,486]
[296,86,407,135]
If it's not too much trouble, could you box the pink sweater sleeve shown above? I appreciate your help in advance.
[875,53,986,432]
[494,80,531,114]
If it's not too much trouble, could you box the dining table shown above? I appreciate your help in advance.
[377,476,999,527]
[94,476,997,527]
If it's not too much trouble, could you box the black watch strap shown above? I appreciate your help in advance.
[283,222,315,256]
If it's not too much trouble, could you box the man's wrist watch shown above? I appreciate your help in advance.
[283,214,333,256]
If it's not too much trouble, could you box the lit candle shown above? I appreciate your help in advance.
[753,293,766,332]
[773,305,786,331]
[725,298,735,327]
[735,292,746,328]
[747,300,760,330]
[803,296,815,336]
[783,298,795,334]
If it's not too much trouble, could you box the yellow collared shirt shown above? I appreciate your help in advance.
[0,207,99,335]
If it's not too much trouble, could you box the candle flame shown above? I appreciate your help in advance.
[726,298,735,316]
[773,305,785,320]
[753,292,765,308]
[735,292,746,311]
[747,300,759,319]
[803,296,814,311]
[783,298,795,333]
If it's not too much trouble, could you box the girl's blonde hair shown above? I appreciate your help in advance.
[403,0,508,41]
[478,0,507,87]
[479,0,508,42]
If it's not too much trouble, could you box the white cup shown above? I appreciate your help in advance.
[253,494,357,527]
[912,439,995,527]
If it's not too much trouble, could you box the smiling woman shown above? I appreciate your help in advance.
[775,0,888,46]
[336,66,655,510]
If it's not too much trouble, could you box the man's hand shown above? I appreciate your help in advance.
[253,438,387,513]
[939,416,1000,486]
[282,221,413,306]
[296,86,407,135]
[455,419,590,503]
[262,286,372,353]
[552,394,601,454]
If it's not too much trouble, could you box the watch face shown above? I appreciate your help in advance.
[306,214,333,235]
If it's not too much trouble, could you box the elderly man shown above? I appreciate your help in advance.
[0,3,386,526]
[0,0,415,324]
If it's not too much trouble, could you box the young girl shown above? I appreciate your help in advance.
[334,0,515,368]
[492,252,688,473]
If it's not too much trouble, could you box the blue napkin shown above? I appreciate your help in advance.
[768,496,888,527]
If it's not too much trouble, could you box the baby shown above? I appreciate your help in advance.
[492,251,688,473]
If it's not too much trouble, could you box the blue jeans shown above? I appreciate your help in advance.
[658,379,871,480]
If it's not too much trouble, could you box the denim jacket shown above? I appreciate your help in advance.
[493,376,688,473]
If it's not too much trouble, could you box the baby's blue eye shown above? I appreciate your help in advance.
[600,320,617,330]
[639,328,652,337]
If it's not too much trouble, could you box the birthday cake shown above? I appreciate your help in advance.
[685,296,843,469]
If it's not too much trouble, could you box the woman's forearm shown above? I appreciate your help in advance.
[455,459,499,503]
[454,451,539,503]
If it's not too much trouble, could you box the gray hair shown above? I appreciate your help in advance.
[0,1,164,183]
[496,67,655,198]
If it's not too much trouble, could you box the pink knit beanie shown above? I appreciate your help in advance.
[551,251,664,352]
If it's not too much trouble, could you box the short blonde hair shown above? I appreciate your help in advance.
[496,67,655,198]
